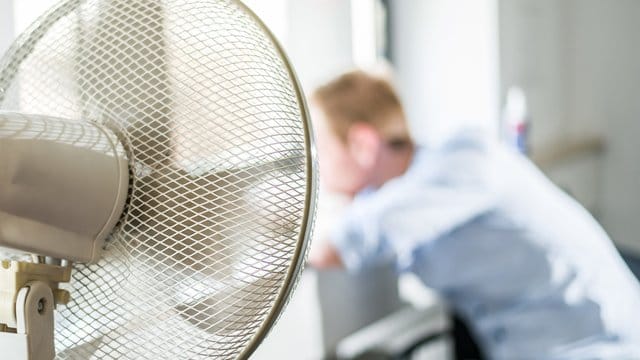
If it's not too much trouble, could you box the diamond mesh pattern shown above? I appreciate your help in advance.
[0,0,315,359]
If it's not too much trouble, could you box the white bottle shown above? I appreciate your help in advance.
[502,87,529,154]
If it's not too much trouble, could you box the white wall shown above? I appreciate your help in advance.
[573,0,640,254]
[499,0,603,214]
[1,0,62,55]
[0,1,14,55]
[499,0,572,149]
[499,0,640,254]
[391,0,500,146]
[284,0,354,92]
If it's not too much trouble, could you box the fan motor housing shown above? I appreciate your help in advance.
[0,112,129,263]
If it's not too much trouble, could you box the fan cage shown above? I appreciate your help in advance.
[0,0,318,359]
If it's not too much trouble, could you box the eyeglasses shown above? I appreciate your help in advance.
[385,137,414,151]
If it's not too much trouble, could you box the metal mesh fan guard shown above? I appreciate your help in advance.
[0,0,317,359]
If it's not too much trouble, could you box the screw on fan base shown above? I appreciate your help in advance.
[0,261,71,360]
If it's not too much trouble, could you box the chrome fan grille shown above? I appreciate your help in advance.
[0,0,316,359]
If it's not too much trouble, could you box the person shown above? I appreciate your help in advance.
[308,70,640,359]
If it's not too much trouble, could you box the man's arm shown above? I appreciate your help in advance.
[307,190,352,269]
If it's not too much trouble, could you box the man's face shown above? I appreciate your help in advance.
[311,106,367,196]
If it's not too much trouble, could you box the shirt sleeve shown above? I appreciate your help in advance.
[330,194,394,271]
[330,169,497,272]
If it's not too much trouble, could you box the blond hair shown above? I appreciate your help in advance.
[312,70,412,147]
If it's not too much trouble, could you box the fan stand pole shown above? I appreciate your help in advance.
[0,260,72,360]
[0,281,56,360]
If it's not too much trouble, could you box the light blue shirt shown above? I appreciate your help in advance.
[331,134,640,359]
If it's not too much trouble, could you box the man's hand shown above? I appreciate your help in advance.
[308,241,344,269]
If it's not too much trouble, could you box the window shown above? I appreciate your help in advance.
[351,0,390,68]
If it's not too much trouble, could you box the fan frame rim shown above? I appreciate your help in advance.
[233,1,318,359]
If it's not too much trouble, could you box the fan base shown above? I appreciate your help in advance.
[0,280,57,360]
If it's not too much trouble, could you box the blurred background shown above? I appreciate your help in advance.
[241,0,638,260]
[2,0,639,358]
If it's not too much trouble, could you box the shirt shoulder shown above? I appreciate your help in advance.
[332,134,499,270]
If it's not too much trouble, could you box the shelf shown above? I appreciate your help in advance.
[531,135,606,169]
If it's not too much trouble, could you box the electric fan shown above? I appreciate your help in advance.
[0,0,317,359]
